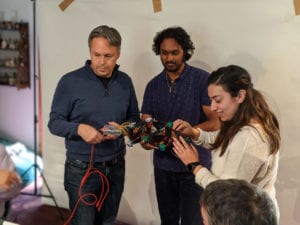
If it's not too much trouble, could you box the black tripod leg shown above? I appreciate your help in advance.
[40,172,65,220]
[20,164,65,221]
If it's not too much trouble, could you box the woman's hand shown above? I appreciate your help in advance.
[172,136,199,166]
[173,119,200,140]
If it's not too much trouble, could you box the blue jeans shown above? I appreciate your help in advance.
[64,158,125,225]
[154,167,204,225]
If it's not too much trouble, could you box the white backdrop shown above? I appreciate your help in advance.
[38,0,300,224]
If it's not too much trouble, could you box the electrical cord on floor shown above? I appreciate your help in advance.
[63,144,110,225]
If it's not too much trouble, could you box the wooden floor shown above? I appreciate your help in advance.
[6,194,130,225]
[5,179,130,225]
[9,199,71,225]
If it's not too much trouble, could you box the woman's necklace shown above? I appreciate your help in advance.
[166,75,175,93]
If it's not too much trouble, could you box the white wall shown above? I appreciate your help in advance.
[33,0,300,224]
[0,0,34,149]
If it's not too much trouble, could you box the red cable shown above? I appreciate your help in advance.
[63,144,110,225]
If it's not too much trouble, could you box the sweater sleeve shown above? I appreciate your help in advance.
[48,76,79,139]
[195,126,270,188]
[192,128,219,148]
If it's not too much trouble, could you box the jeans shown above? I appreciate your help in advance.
[64,158,125,225]
[155,167,204,225]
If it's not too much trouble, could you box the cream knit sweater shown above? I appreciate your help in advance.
[193,124,279,217]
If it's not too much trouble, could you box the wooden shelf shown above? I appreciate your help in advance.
[0,21,30,89]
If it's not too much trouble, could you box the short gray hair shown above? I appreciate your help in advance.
[88,25,121,50]
[200,179,277,225]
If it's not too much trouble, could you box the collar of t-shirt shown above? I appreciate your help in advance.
[94,65,119,89]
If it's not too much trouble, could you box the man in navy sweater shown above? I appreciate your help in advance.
[48,25,140,225]
[141,26,219,225]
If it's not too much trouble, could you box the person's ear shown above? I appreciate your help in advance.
[237,89,246,103]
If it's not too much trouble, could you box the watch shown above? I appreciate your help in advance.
[186,162,201,173]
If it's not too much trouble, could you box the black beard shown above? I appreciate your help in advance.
[164,63,180,73]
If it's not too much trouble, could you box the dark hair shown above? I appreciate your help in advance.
[200,179,278,225]
[152,26,195,61]
[208,65,280,156]
[88,25,121,50]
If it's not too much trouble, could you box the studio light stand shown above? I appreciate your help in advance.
[20,0,64,220]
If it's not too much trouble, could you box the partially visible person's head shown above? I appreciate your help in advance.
[152,27,195,74]
[200,179,278,225]
[88,25,121,78]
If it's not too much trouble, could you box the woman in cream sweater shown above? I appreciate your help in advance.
[172,65,281,219]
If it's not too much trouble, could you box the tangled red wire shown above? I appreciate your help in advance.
[63,144,110,225]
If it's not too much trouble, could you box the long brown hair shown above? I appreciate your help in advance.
[208,65,280,156]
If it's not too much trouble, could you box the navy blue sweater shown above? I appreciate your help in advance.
[48,61,140,162]
[141,64,211,172]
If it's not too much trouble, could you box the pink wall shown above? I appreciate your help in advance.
[0,0,35,149]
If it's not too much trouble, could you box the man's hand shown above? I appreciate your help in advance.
[78,124,105,144]
[140,141,158,150]
[100,122,122,140]
[140,114,158,150]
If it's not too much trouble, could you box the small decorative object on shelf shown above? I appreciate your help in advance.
[0,20,30,89]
